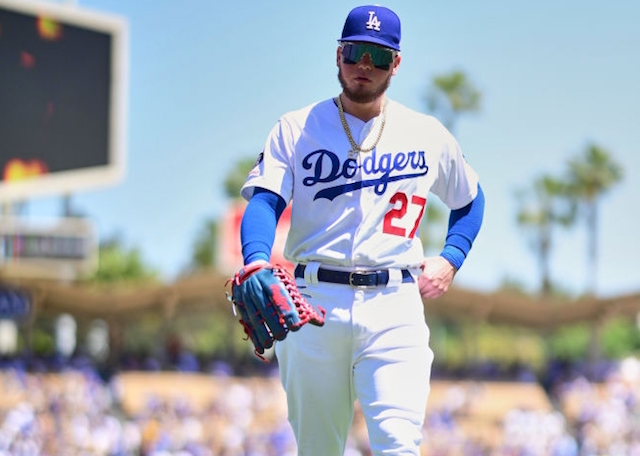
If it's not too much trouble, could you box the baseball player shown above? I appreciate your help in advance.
[237,5,485,455]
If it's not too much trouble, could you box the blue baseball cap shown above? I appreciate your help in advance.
[338,5,401,51]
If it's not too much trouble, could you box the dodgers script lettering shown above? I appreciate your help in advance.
[302,149,429,201]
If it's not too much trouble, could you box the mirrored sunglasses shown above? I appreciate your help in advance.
[341,42,396,70]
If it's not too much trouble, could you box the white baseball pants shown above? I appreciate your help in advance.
[276,276,434,455]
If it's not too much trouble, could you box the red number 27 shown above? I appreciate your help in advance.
[383,192,427,238]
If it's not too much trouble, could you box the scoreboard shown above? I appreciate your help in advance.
[0,0,128,202]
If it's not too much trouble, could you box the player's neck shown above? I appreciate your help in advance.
[339,94,386,122]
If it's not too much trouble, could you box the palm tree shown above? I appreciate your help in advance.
[515,175,575,297]
[425,69,481,133]
[564,143,623,296]
[421,69,482,251]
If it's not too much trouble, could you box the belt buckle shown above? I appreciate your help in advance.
[348,270,377,288]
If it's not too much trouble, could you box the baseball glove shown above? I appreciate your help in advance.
[226,262,325,360]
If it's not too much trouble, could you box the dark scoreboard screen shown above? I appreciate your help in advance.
[0,0,127,200]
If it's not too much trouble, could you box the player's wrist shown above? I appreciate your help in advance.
[244,252,270,265]
[439,245,465,271]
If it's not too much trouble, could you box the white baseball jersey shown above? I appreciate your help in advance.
[241,97,479,270]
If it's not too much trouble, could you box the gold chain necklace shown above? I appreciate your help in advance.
[336,95,387,158]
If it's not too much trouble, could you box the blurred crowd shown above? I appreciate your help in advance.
[2,355,640,455]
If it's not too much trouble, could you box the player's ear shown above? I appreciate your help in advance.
[391,54,401,75]
[336,46,342,66]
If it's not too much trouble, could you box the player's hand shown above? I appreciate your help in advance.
[227,262,325,360]
[418,256,457,299]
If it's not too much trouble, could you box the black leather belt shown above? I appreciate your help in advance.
[294,264,414,287]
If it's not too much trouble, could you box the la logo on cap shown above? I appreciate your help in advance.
[365,11,382,31]
[339,5,401,51]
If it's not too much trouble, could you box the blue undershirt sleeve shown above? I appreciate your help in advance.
[439,183,485,270]
[240,187,287,265]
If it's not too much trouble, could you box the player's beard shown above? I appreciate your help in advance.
[338,68,392,104]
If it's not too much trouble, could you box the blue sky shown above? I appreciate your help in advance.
[15,0,640,298]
